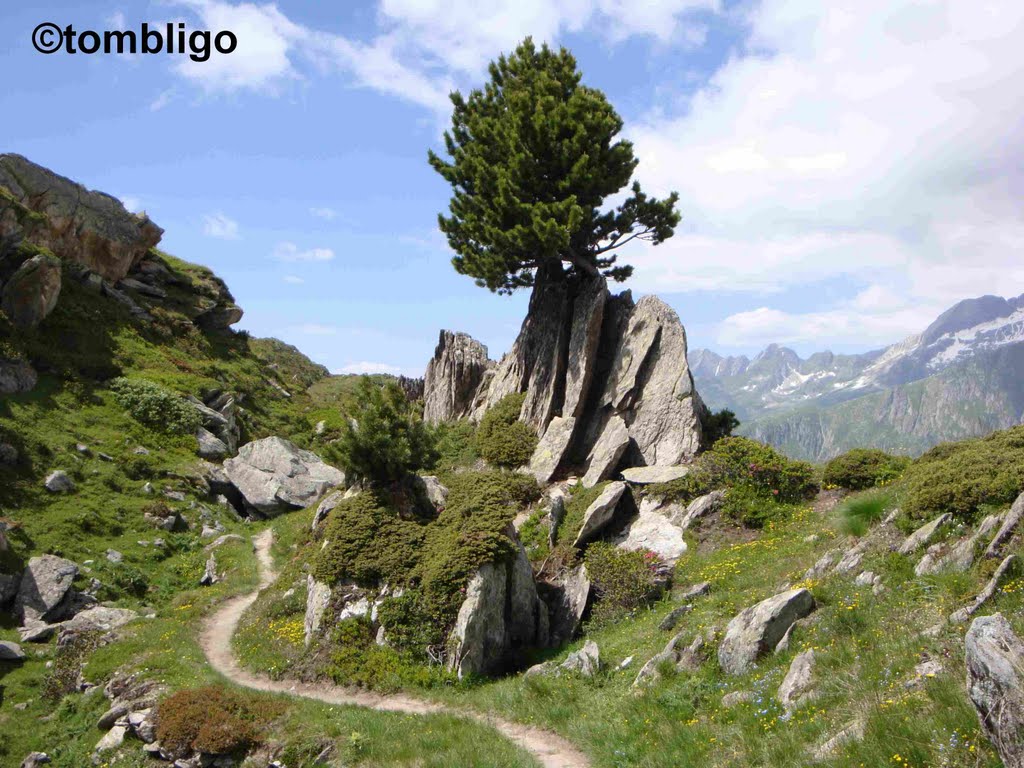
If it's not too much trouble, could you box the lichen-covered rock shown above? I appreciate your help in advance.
[224,436,345,516]
[447,531,548,678]
[423,330,493,424]
[547,563,591,646]
[0,153,163,282]
[778,649,816,710]
[718,588,816,675]
[965,613,1024,767]
[573,481,628,547]
[44,470,74,493]
[528,415,576,483]
[304,576,332,646]
[581,414,629,488]
[560,640,601,677]
[14,555,79,624]
[596,296,705,466]
[196,427,228,459]
[1,254,61,329]
[672,490,724,529]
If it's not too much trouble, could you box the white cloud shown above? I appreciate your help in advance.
[621,0,1024,348]
[334,361,403,375]
[169,0,718,112]
[149,88,177,112]
[309,206,337,220]
[172,0,308,93]
[202,212,240,239]
[272,242,335,262]
[283,274,305,284]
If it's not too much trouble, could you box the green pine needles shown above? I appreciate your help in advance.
[429,38,680,294]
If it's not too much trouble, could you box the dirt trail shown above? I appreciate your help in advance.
[200,529,590,768]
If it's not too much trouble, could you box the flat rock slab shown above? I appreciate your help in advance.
[573,482,628,547]
[898,513,950,555]
[621,466,690,484]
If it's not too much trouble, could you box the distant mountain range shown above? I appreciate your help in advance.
[691,293,1024,462]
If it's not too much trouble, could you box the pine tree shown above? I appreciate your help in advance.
[429,38,681,295]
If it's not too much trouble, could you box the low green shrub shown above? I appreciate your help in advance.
[110,377,202,435]
[902,425,1024,522]
[475,393,538,468]
[313,491,428,588]
[721,484,793,529]
[823,448,910,490]
[155,686,282,759]
[327,377,437,487]
[584,542,661,629]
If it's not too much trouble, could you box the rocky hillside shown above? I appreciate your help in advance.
[5,155,1024,768]
[692,293,1024,460]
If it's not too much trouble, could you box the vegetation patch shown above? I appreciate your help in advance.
[584,542,662,629]
[837,488,896,537]
[475,393,538,468]
[155,686,283,759]
[822,448,910,491]
[902,425,1024,521]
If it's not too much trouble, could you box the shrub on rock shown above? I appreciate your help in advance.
[822,448,909,490]
[475,393,538,469]
[584,542,661,629]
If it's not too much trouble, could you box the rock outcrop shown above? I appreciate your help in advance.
[423,331,493,424]
[1,253,61,329]
[0,153,163,282]
[545,563,592,646]
[430,268,707,481]
[573,481,628,547]
[447,530,549,678]
[613,508,687,566]
[223,436,345,516]
[718,588,816,675]
[965,613,1024,767]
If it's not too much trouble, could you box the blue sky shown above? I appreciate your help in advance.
[3,1,1023,375]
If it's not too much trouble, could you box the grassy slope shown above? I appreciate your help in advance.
[0,250,532,767]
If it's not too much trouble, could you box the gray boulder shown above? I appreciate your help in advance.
[573,481,628,547]
[224,436,345,515]
[595,296,705,466]
[673,490,725,530]
[196,427,229,459]
[304,575,332,646]
[778,649,816,710]
[547,563,591,646]
[613,509,687,566]
[560,640,601,677]
[965,613,1024,767]
[20,754,50,768]
[44,470,74,493]
[0,640,26,661]
[423,330,493,424]
[0,358,37,395]
[447,530,548,679]
[417,475,449,509]
[1,254,61,329]
[15,555,80,624]
[718,588,816,675]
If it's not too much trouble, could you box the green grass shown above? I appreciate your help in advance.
[836,488,895,537]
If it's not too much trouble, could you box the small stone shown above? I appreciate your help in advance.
[0,640,26,661]
[105,550,123,564]
[44,470,74,493]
